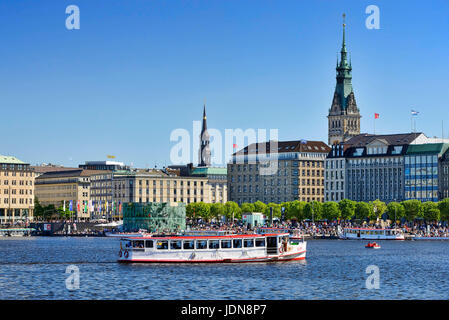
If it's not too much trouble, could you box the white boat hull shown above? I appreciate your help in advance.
[339,228,404,240]
[118,240,306,263]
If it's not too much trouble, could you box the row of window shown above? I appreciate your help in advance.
[130,238,267,250]
[234,197,323,205]
[3,180,33,186]
[0,164,31,171]
[1,198,33,204]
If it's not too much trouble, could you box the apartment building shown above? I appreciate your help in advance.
[228,140,330,204]
[0,155,35,223]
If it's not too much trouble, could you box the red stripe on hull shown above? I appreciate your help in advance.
[118,250,306,263]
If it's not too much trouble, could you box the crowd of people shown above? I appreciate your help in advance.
[185,219,449,238]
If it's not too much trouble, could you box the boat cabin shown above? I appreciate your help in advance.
[121,233,291,256]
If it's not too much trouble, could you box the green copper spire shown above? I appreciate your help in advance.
[335,13,353,111]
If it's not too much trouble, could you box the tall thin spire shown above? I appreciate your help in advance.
[328,13,361,146]
[199,104,211,167]
[202,104,207,131]
[342,13,346,52]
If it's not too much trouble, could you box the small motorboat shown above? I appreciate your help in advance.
[365,242,381,249]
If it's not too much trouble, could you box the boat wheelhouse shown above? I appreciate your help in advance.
[117,233,306,263]
[256,227,304,240]
[339,227,404,240]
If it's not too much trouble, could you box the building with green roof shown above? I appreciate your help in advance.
[405,143,449,202]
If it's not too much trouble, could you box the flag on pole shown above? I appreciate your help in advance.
[106,201,109,213]
[77,200,80,212]
[374,113,379,119]
[411,110,419,116]
[69,200,73,211]
[63,200,66,212]
[119,202,122,213]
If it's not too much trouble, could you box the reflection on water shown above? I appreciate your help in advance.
[1,237,449,299]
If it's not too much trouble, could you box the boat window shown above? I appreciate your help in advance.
[244,239,255,248]
[145,240,153,248]
[221,240,232,249]
[156,240,168,250]
[170,240,182,250]
[255,238,265,247]
[133,240,144,248]
[124,241,132,248]
[183,240,194,250]
[196,240,208,249]
[209,240,220,249]
[233,239,242,248]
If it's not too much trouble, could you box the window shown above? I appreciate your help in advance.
[209,240,220,249]
[244,239,255,247]
[233,239,242,248]
[133,240,144,248]
[170,240,182,250]
[183,240,194,250]
[157,240,168,250]
[196,240,208,249]
[255,238,265,247]
[145,240,153,248]
[221,240,232,248]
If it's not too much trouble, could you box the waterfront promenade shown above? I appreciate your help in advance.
[2,219,449,239]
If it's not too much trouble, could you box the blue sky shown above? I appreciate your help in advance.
[0,0,448,167]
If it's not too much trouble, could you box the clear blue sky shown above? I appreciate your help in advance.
[1,0,448,167]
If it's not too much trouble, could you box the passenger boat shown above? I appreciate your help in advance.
[117,233,306,263]
[339,227,404,240]
[365,242,381,249]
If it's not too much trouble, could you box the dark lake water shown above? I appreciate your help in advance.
[1,237,449,299]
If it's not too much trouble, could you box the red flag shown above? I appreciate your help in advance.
[233,144,237,149]
[374,113,379,119]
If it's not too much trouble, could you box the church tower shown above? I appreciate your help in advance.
[198,105,211,167]
[328,14,361,145]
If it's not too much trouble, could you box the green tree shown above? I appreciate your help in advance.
[370,199,387,220]
[210,203,225,220]
[339,199,356,220]
[196,202,211,221]
[279,201,292,220]
[438,198,449,221]
[224,201,241,220]
[304,201,323,221]
[34,197,44,220]
[423,202,440,222]
[264,203,281,219]
[240,202,255,213]
[57,204,72,220]
[322,202,341,221]
[401,200,423,222]
[253,201,267,213]
[287,200,306,221]
[355,202,372,220]
[386,202,405,222]
[186,203,197,219]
